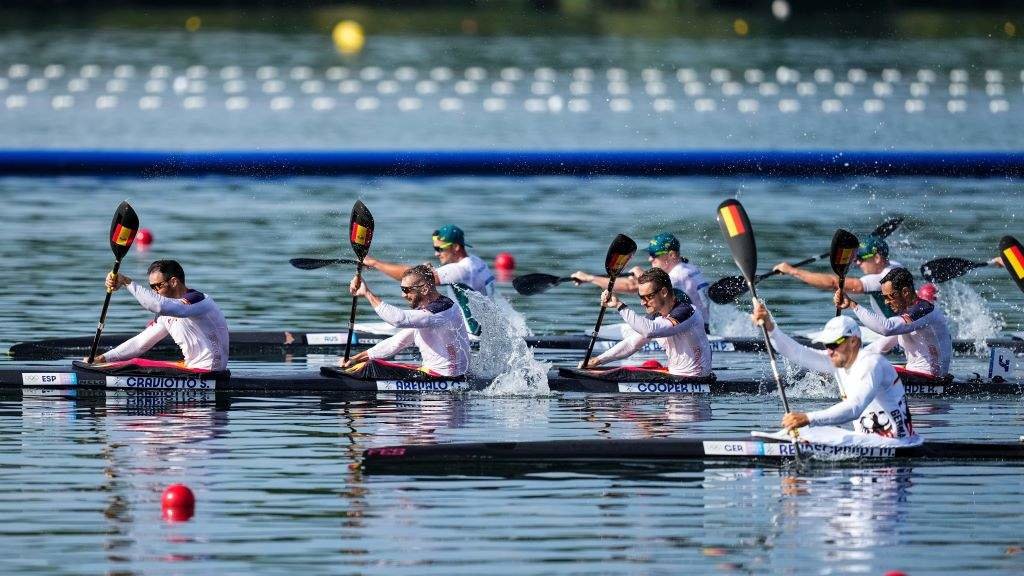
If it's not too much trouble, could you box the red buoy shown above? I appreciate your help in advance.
[136,228,154,249]
[884,571,909,576]
[494,252,515,271]
[640,359,665,369]
[161,483,195,522]
[917,282,937,303]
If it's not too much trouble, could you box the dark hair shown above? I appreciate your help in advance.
[402,264,435,287]
[880,267,914,292]
[148,260,185,283]
[637,268,672,294]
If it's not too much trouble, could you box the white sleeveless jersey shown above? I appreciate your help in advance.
[769,326,917,440]
[103,283,230,371]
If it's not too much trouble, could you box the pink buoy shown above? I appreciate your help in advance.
[917,282,937,302]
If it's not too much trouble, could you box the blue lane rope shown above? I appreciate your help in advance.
[0,149,1022,178]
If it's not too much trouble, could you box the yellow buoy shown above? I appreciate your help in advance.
[185,16,202,32]
[333,20,365,55]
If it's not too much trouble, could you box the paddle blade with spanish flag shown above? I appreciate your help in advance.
[108,201,140,260]
[604,234,638,277]
[716,199,758,283]
[999,235,1024,293]
[349,200,375,261]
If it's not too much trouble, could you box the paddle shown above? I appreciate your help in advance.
[290,257,361,270]
[998,236,1024,293]
[343,200,375,364]
[707,216,904,305]
[87,201,140,363]
[512,273,576,296]
[920,257,993,283]
[716,199,798,445]
[829,229,860,317]
[580,234,638,368]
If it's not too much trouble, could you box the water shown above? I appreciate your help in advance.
[2,32,1024,574]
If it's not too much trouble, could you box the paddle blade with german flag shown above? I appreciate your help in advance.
[829,228,860,278]
[108,201,140,260]
[716,199,758,283]
[349,200,375,261]
[604,234,638,278]
[999,235,1024,293]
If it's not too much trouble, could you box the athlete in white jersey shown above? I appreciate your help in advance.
[90,260,230,371]
[775,236,902,318]
[837,267,952,378]
[572,232,711,332]
[342,265,471,377]
[752,303,917,441]
[362,224,496,335]
[584,268,712,377]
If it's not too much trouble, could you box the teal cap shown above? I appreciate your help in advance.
[648,233,680,257]
[856,236,889,261]
[433,224,471,248]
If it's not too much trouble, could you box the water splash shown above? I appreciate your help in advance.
[464,291,551,396]
[937,280,1004,355]
[710,302,759,337]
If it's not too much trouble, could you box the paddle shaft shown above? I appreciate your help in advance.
[835,272,847,317]
[749,285,791,415]
[581,277,616,367]
[87,259,122,363]
[342,261,364,363]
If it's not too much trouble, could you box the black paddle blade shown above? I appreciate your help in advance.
[512,273,566,296]
[920,257,990,283]
[108,201,139,260]
[716,199,758,284]
[604,234,638,277]
[349,200,374,261]
[707,275,749,304]
[829,229,860,277]
[289,257,360,270]
[998,236,1024,293]
[871,216,904,239]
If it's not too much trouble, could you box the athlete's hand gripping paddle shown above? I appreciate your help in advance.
[707,216,903,305]
[829,229,860,317]
[580,234,637,368]
[289,257,361,270]
[87,201,140,363]
[716,199,799,446]
[343,200,375,364]
[998,236,1024,294]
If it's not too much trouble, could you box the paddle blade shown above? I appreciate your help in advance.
[716,199,758,283]
[829,229,860,277]
[604,234,638,277]
[998,236,1024,293]
[871,216,903,239]
[512,273,565,295]
[707,275,749,304]
[349,200,375,261]
[290,257,358,270]
[920,257,989,283]
[108,201,139,260]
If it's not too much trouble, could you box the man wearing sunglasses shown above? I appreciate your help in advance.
[581,268,711,378]
[835,267,952,380]
[750,302,916,442]
[361,224,495,335]
[340,264,470,377]
[572,233,711,333]
[774,235,902,318]
[85,260,229,371]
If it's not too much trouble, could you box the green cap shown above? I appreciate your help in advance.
[856,236,889,261]
[648,233,680,257]
[433,224,471,248]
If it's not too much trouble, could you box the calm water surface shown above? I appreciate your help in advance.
[2,33,1024,575]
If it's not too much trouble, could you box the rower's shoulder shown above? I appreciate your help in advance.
[423,295,456,314]
[902,299,935,321]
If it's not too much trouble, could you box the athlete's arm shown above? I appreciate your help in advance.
[365,328,417,360]
[619,304,699,339]
[362,256,411,282]
[590,334,648,367]
[125,282,215,318]
[852,302,936,336]
[102,322,170,362]
[864,335,899,355]
[374,302,449,329]
[773,263,865,293]
[569,271,639,293]
[768,326,835,374]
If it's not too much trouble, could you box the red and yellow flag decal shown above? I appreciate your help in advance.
[719,204,746,237]
[1003,245,1024,279]
[111,223,136,246]
[837,247,855,266]
[608,253,630,272]
[350,223,372,246]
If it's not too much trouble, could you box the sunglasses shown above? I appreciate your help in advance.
[150,279,170,290]
[824,337,847,351]
[638,291,661,303]
[400,283,426,294]
[433,244,452,253]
